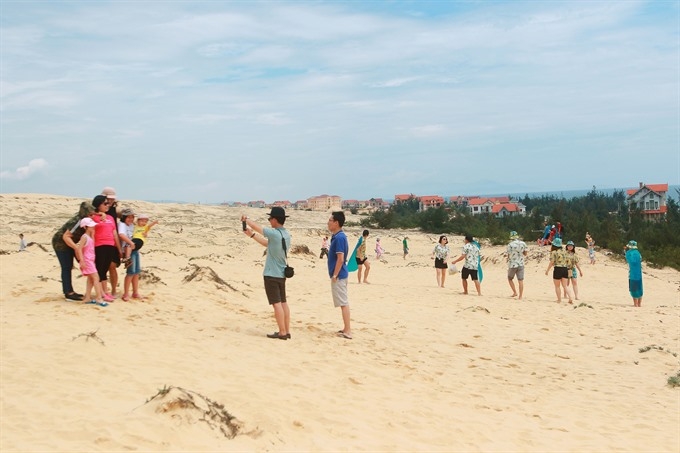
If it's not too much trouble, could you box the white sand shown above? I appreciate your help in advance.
[1,193,678,452]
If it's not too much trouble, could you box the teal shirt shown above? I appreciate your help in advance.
[263,227,291,278]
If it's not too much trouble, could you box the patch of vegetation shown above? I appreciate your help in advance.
[144,385,243,439]
[72,329,105,345]
[668,371,680,388]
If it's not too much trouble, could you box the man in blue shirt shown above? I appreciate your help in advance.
[242,207,291,340]
[327,211,351,339]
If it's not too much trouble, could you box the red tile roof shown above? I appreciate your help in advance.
[627,183,669,196]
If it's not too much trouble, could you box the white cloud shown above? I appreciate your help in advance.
[0,158,49,180]
[372,77,420,88]
[411,124,446,137]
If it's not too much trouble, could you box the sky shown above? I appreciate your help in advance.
[1,0,678,204]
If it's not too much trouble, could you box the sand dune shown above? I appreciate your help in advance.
[1,193,678,452]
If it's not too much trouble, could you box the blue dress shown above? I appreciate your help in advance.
[625,249,643,298]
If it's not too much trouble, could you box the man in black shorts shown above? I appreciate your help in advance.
[451,234,482,296]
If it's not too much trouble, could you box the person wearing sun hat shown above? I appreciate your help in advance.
[507,231,528,299]
[544,237,574,304]
[624,240,643,307]
[564,240,584,300]
[74,216,108,307]
[241,207,292,340]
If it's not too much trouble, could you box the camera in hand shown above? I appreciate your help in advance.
[242,221,247,231]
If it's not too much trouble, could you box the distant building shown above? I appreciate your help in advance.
[247,200,266,208]
[419,195,445,211]
[626,182,668,221]
[394,194,416,203]
[271,200,292,209]
[292,200,309,210]
[342,199,362,210]
[367,197,390,210]
[308,194,342,211]
[467,196,526,217]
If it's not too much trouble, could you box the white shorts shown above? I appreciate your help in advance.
[331,278,349,307]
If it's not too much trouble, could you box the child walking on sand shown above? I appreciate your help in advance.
[75,217,108,307]
[375,238,384,260]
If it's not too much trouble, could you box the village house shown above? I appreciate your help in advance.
[467,196,526,217]
[394,194,417,203]
[626,182,668,221]
[292,200,308,210]
[341,199,363,210]
[270,200,292,209]
[419,195,445,211]
[307,194,342,211]
[367,198,390,210]
[247,200,266,208]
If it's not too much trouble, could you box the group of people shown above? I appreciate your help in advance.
[242,208,352,340]
[51,187,157,307]
[430,234,483,295]
[538,221,565,246]
[426,229,641,307]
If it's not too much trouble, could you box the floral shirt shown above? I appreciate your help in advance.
[507,239,527,268]
[567,252,579,270]
[462,242,480,270]
[550,249,569,267]
[433,244,449,260]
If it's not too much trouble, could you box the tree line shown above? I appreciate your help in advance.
[356,188,680,270]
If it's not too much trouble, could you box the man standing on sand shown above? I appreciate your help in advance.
[241,207,292,340]
[506,231,528,299]
[451,234,482,296]
[327,211,352,339]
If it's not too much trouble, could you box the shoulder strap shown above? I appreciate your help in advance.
[277,229,288,262]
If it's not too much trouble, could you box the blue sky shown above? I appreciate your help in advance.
[1,0,678,204]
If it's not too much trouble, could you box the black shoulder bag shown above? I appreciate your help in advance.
[278,230,294,278]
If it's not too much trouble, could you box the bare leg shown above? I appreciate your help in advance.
[436,269,441,287]
[108,262,118,296]
[272,302,287,336]
[83,274,94,301]
[131,274,141,298]
[473,280,481,296]
[440,269,446,288]
[561,279,574,303]
[508,278,517,297]
[123,275,132,300]
[462,278,469,295]
[93,278,104,303]
[572,279,579,300]
[282,301,290,334]
[518,280,524,299]
[340,305,351,335]
[357,265,363,284]
[553,279,562,302]
[363,261,371,283]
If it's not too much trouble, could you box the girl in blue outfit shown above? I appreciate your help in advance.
[625,240,643,307]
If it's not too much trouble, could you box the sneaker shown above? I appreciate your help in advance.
[103,293,115,302]
[266,332,291,340]
[65,293,83,301]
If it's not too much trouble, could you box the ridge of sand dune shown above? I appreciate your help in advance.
[1,194,678,452]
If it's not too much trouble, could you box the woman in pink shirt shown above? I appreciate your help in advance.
[91,195,122,302]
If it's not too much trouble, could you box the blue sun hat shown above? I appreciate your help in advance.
[552,237,563,247]
[627,240,638,249]
[509,231,519,240]
[566,240,575,246]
